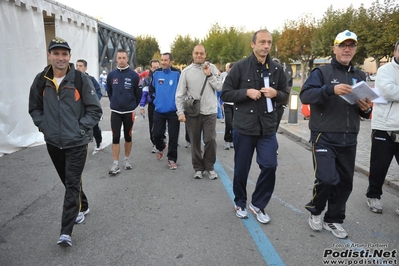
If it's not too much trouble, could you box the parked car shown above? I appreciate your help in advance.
[368,73,377,81]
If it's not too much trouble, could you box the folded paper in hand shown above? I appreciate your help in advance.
[339,81,379,105]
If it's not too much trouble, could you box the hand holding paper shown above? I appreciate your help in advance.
[339,81,379,105]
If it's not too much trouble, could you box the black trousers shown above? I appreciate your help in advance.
[147,102,155,145]
[366,130,399,198]
[93,123,102,148]
[223,104,234,142]
[305,141,356,224]
[153,111,180,162]
[47,144,88,236]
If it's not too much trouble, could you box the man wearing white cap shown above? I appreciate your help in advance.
[299,30,372,238]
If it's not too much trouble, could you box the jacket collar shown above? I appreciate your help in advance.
[162,68,171,74]
[43,63,73,80]
[249,52,278,74]
[331,56,355,73]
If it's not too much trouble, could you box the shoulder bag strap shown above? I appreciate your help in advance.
[199,77,208,98]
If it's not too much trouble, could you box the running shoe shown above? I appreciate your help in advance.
[109,163,120,175]
[57,234,72,247]
[308,214,322,231]
[249,203,270,224]
[235,205,248,219]
[367,198,382,213]
[323,222,348,239]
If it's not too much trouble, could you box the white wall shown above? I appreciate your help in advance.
[0,0,98,157]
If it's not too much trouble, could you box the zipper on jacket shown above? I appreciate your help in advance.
[58,81,63,148]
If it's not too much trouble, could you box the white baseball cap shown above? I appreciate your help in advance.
[334,30,358,45]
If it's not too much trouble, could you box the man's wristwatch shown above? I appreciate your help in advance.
[364,107,372,114]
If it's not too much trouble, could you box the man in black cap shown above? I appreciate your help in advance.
[28,37,102,247]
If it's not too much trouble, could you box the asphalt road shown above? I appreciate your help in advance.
[0,97,398,266]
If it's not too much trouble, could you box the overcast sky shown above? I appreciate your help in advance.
[57,0,382,52]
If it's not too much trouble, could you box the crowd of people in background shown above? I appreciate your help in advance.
[28,29,399,248]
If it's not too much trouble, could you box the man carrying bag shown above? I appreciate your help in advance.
[175,44,222,180]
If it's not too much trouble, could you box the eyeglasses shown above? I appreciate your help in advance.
[336,43,357,50]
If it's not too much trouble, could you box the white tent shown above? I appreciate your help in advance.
[0,0,98,157]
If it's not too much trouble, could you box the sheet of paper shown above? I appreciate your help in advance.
[339,81,379,105]
[371,87,388,104]
[263,77,273,112]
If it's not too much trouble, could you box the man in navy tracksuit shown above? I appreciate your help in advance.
[150,53,181,169]
[300,30,372,239]
[107,49,141,175]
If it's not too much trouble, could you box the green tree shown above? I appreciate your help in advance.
[362,0,399,69]
[270,30,279,59]
[279,14,317,84]
[135,35,160,68]
[202,23,253,70]
[170,35,199,65]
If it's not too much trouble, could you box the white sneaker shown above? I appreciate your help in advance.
[235,205,248,219]
[109,163,120,175]
[123,160,133,170]
[57,234,72,247]
[151,145,158,153]
[194,171,203,179]
[92,143,104,154]
[223,142,230,150]
[208,170,218,180]
[75,208,90,224]
[367,198,383,213]
[308,214,322,231]
[94,143,104,152]
[249,203,270,224]
[323,222,348,239]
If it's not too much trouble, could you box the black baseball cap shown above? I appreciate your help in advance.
[48,37,71,51]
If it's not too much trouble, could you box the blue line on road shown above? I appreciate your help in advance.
[215,158,286,266]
